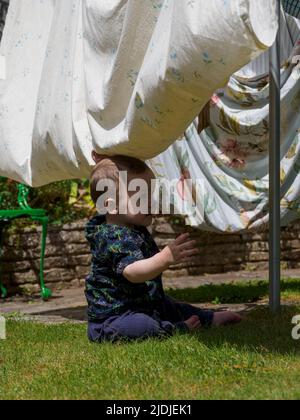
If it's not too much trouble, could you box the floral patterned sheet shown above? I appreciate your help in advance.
[0,0,277,186]
[149,12,300,232]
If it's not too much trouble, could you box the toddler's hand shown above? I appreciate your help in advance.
[161,233,199,267]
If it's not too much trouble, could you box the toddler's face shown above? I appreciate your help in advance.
[108,168,156,228]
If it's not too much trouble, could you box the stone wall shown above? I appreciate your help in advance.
[153,218,300,278]
[1,218,300,295]
[1,221,90,295]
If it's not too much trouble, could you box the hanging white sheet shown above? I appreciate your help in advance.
[0,0,277,186]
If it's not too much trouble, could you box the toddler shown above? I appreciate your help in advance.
[85,154,241,343]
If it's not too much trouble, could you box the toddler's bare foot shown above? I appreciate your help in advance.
[184,315,201,331]
[212,311,242,327]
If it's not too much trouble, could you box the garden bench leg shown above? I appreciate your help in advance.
[33,216,52,300]
[0,220,9,298]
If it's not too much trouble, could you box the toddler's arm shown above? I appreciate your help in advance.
[123,234,198,284]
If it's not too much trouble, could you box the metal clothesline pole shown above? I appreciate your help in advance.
[269,0,282,314]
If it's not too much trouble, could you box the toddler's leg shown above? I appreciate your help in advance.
[162,296,214,327]
[163,296,242,327]
[88,311,184,343]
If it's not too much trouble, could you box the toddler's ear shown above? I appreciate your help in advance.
[92,151,107,163]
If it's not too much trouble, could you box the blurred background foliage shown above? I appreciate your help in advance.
[0,178,95,225]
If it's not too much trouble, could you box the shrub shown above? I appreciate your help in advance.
[0,178,95,225]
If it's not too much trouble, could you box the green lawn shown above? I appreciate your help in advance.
[167,277,300,304]
[1,305,300,400]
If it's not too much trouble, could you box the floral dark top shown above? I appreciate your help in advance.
[85,215,165,322]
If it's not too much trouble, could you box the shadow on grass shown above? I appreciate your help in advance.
[32,304,300,355]
[34,278,300,324]
[167,278,300,305]
[192,305,300,355]
[34,306,88,321]
[30,278,300,355]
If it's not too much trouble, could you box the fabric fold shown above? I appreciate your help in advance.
[148,10,300,232]
[0,0,278,186]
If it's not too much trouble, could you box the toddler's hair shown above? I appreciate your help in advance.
[90,155,151,205]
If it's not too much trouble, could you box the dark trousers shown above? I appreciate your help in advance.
[88,296,214,343]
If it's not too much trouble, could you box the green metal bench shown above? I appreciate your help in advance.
[0,182,52,300]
